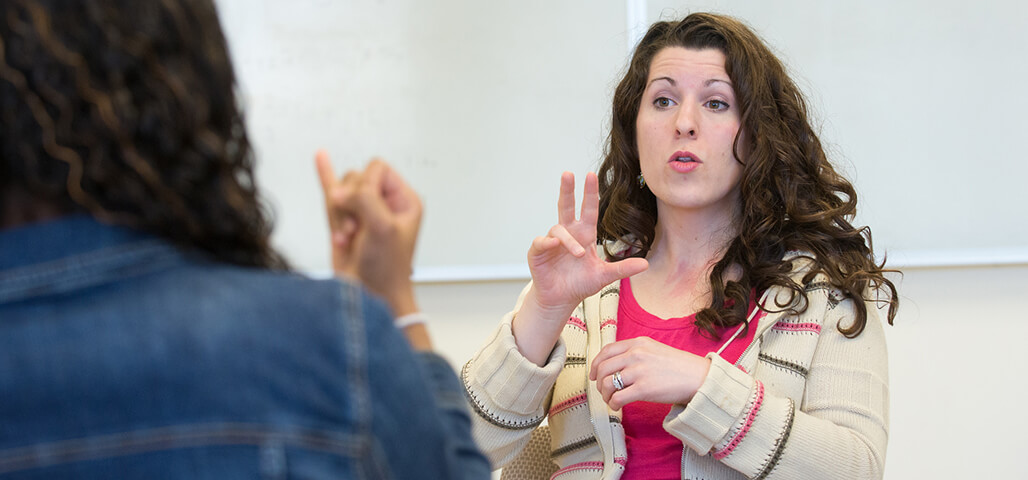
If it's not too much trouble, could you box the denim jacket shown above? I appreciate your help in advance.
[0,216,489,479]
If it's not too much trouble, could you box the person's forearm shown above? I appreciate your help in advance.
[381,280,417,318]
[402,323,432,351]
[510,286,575,366]
[381,283,433,350]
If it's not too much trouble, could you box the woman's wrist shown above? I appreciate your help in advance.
[401,323,433,351]
[378,283,431,350]
[382,283,418,318]
[523,286,582,323]
[511,287,575,366]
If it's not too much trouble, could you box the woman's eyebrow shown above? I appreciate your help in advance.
[648,76,675,87]
[647,77,732,88]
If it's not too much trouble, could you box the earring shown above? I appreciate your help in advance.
[637,174,646,188]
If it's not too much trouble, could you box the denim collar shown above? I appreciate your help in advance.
[0,215,183,303]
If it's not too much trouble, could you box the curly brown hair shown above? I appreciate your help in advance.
[0,0,287,269]
[597,12,897,338]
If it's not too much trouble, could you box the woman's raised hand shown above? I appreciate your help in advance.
[512,172,648,366]
[528,172,647,310]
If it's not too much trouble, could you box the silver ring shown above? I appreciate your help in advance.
[612,370,625,391]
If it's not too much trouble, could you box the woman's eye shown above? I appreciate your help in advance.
[706,99,729,111]
[654,97,675,108]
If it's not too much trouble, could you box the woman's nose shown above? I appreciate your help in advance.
[675,104,698,138]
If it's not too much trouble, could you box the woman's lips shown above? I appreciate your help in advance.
[668,150,701,173]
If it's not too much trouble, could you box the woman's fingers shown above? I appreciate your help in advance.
[334,216,358,247]
[529,234,561,255]
[352,160,394,227]
[592,341,648,409]
[557,171,576,226]
[316,151,348,233]
[594,360,640,409]
[557,171,600,229]
[315,150,336,196]
[316,152,364,278]
[379,161,422,219]
[538,224,581,257]
[606,379,639,411]
[580,172,599,227]
[327,170,361,234]
[598,257,649,286]
[590,338,650,407]
[589,338,638,380]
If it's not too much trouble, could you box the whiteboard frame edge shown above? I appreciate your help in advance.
[410,247,1028,283]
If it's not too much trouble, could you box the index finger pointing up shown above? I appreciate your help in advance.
[315,150,337,196]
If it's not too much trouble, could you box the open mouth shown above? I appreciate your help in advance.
[669,151,701,163]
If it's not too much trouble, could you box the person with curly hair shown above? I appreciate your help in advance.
[0,0,488,478]
[463,13,898,480]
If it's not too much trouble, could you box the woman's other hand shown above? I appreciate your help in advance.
[513,172,648,365]
[588,337,711,411]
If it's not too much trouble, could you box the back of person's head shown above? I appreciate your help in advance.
[0,0,286,269]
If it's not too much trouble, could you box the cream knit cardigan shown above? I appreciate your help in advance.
[461,255,889,479]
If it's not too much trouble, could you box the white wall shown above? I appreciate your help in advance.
[882,265,1028,478]
[421,264,1028,479]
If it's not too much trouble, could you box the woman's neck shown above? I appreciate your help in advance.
[629,204,739,318]
[647,202,738,272]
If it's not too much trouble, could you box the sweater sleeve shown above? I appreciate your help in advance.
[664,292,889,479]
[461,282,567,469]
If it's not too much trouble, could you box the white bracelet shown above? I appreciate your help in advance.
[394,312,428,329]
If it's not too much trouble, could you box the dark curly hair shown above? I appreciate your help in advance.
[0,0,287,269]
[598,12,898,338]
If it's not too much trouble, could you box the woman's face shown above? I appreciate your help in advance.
[635,47,743,222]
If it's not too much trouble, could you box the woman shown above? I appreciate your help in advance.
[462,12,898,480]
[0,0,488,477]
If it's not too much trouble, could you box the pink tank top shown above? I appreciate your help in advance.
[616,277,762,480]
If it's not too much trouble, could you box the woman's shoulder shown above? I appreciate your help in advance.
[781,251,838,287]
[765,251,847,311]
[781,250,815,274]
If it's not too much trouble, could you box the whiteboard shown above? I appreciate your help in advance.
[215,0,630,279]
[214,0,1028,280]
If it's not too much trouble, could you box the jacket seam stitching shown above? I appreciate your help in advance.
[758,353,809,377]
[550,436,598,458]
[460,360,546,430]
[753,399,795,480]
